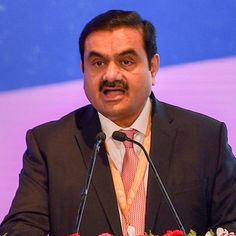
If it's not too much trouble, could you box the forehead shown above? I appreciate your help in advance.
[84,27,145,57]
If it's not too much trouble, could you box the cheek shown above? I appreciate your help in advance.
[136,71,153,88]
[84,73,98,89]
[83,77,95,97]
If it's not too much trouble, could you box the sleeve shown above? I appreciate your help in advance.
[0,129,50,236]
[210,122,236,232]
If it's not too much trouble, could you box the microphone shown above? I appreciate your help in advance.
[96,132,106,143]
[112,131,187,236]
[71,132,106,236]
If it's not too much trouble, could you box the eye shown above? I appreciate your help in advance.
[121,59,134,66]
[91,59,105,68]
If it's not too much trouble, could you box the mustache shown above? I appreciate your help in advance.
[99,80,128,92]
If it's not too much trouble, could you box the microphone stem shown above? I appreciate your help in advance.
[132,139,187,236]
[74,139,102,234]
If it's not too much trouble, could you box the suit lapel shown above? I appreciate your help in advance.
[145,98,177,232]
[74,106,122,235]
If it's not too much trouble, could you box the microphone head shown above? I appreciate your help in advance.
[112,131,127,142]
[96,132,106,142]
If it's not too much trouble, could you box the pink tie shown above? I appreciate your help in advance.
[121,129,146,236]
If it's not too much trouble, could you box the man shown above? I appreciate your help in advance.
[1,10,236,236]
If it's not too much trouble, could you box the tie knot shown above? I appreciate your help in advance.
[121,129,137,148]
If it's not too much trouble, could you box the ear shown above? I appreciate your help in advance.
[150,54,160,86]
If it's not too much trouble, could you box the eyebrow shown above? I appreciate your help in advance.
[87,51,105,59]
[118,49,139,58]
[87,49,139,60]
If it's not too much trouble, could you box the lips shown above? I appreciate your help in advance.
[101,87,126,101]
[103,87,126,95]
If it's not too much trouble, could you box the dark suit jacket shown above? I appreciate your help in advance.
[1,95,236,236]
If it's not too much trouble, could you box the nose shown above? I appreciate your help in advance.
[103,61,120,81]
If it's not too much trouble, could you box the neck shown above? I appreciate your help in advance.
[111,114,140,128]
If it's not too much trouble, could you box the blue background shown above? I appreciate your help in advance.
[0,0,236,91]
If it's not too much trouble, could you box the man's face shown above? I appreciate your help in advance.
[83,27,159,127]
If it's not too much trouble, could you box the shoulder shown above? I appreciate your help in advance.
[151,93,222,129]
[162,101,221,127]
[27,104,97,141]
[154,99,225,138]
